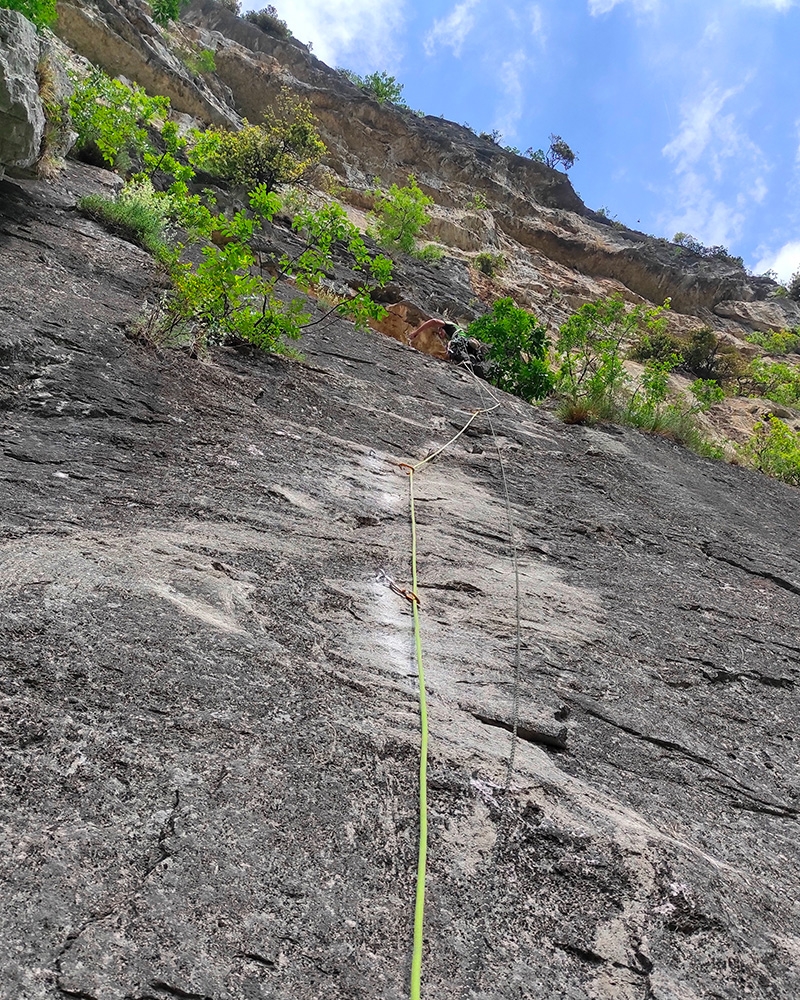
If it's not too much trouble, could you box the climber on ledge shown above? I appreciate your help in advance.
[408,317,495,381]
[407,317,456,360]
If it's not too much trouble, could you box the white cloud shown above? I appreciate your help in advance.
[259,0,405,68]
[424,0,482,57]
[591,0,795,12]
[529,3,545,41]
[660,170,746,248]
[659,82,768,248]
[754,240,800,281]
[745,0,798,9]
[588,0,660,14]
[662,83,748,170]
[493,49,528,140]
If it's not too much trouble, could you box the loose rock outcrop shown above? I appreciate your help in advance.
[0,9,45,176]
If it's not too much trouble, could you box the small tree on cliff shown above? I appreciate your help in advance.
[188,87,326,191]
[526,134,578,172]
[371,174,433,254]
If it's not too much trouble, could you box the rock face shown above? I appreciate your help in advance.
[0,9,45,177]
[2,166,800,1000]
[180,0,789,322]
[714,296,800,332]
[54,0,240,127]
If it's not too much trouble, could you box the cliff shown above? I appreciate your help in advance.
[1,4,799,999]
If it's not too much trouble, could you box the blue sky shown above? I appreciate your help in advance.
[250,0,800,283]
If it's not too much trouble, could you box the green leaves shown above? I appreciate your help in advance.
[556,294,660,407]
[188,88,326,192]
[69,68,169,169]
[1,0,56,29]
[371,174,433,255]
[747,358,800,406]
[467,297,554,401]
[150,0,188,27]
[739,416,800,486]
[340,69,408,106]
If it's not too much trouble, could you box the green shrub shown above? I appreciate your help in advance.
[150,0,188,27]
[79,178,174,260]
[244,4,291,37]
[161,188,392,351]
[745,329,800,355]
[69,67,169,170]
[413,244,444,262]
[746,358,800,406]
[681,327,743,385]
[466,297,553,401]
[787,270,800,302]
[629,328,684,363]
[218,0,240,11]
[474,251,505,277]
[672,233,744,269]
[180,47,216,75]
[738,416,800,485]
[550,295,723,456]
[370,173,432,254]
[470,192,488,211]
[342,69,407,106]
[1,0,56,29]
[189,88,326,191]
[556,294,666,411]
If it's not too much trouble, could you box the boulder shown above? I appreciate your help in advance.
[0,9,45,177]
[714,297,800,332]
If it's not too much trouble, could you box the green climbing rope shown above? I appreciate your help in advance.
[402,398,502,1000]
[408,465,428,1000]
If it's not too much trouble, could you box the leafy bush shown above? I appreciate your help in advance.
[180,47,216,75]
[470,192,488,211]
[474,251,505,277]
[746,358,800,406]
[340,69,407,106]
[189,88,326,191]
[552,297,723,456]
[681,327,743,385]
[370,173,432,254]
[218,0,240,11]
[466,297,553,401]
[1,0,56,28]
[738,416,800,485]
[79,178,174,260]
[788,270,800,302]
[629,328,684,364]
[69,67,169,170]
[672,233,744,269]
[244,4,291,37]
[160,188,392,351]
[150,0,188,27]
[555,295,666,412]
[745,329,800,355]
[413,244,444,262]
